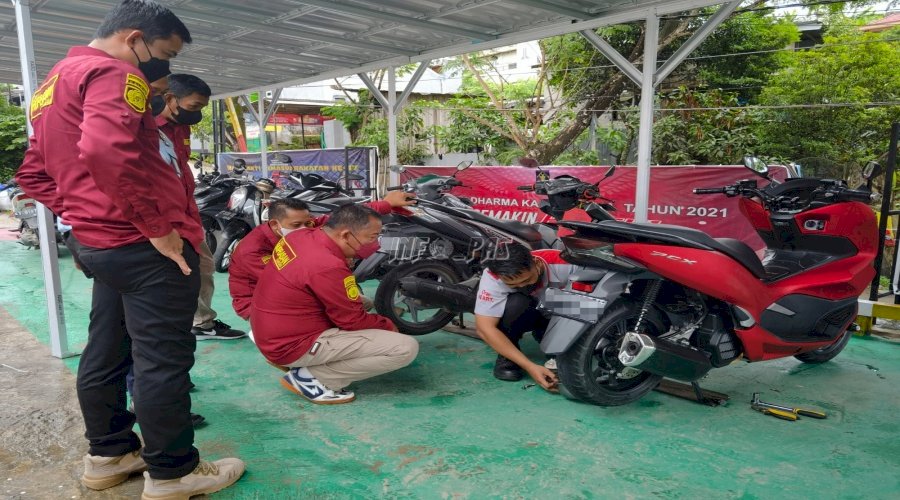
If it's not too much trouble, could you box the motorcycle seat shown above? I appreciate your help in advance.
[460,209,543,243]
[612,222,767,279]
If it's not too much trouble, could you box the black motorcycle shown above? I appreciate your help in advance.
[359,165,614,335]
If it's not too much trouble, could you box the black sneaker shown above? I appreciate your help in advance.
[191,320,247,340]
[493,355,524,382]
[190,413,206,428]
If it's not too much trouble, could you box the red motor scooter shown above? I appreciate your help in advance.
[539,157,881,406]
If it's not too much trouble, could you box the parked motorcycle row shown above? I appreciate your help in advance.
[194,155,369,272]
[350,157,882,407]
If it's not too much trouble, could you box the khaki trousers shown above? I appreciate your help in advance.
[192,241,217,328]
[286,328,418,390]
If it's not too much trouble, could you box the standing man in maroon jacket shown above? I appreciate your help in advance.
[14,1,242,497]
[251,204,419,404]
[152,73,245,340]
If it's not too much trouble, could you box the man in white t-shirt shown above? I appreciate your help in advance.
[474,243,579,391]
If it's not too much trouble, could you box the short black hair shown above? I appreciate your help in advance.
[95,0,192,44]
[167,74,211,98]
[269,198,310,221]
[484,242,533,277]
[324,204,381,232]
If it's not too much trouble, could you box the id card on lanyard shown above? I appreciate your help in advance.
[158,130,182,178]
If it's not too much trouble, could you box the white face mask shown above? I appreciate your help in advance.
[280,227,298,237]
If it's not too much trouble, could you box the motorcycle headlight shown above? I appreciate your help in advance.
[227,187,248,210]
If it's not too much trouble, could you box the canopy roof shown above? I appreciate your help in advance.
[0,0,721,98]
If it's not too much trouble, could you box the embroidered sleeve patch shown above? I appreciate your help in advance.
[30,74,59,121]
[272,238,297,270]
[344,276,360,301]
[124,73,149,113]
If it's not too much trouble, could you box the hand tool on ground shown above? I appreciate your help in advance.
[751,393,827,419]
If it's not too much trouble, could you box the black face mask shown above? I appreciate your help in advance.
[173,106,203,126]
[131,37,170,83]
[150,95,166,116]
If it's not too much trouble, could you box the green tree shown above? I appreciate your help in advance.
[618,87,758,165]
[0,91,27,182]
[755,20,900,178]
[433,5,797,164]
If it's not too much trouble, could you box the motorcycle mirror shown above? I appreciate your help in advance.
[389,164,407,173]
[456,160,473,171]
[743,156,770,178]
[603,165,616,179]
[863,161,883,180]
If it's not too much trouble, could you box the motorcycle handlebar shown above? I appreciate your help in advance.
[693,187,726,194]
[386,185,403,191]
[517,185,533,191]
[836,188,874,203]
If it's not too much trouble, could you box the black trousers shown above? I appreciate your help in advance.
[76,239,200,479]
[498,293,549,346]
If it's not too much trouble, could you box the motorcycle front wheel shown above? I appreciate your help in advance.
[213,234,240,273]
[557,300,664,406]
[794,330,852,364]
[374,260,461,335]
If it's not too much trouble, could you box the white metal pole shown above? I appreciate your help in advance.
[634,11,659,224]
[14,0,72,358]
[387,67,399,185]
[259,96,268,177]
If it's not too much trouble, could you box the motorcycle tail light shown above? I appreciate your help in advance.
[571,281,595,293]
[561,235,636,271]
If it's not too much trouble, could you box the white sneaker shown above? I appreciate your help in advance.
[141,458,245,500]
[82,448,147,490]
[280,367,356,405]
[544,358,558,371]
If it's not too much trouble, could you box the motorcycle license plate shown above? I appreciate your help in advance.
[216,211,235,221]
[14,208,36,219]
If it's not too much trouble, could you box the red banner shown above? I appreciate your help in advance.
[402,165,791,250]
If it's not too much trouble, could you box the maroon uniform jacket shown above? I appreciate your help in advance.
[15,46,202,252]
[229,200,392,320]
[250,228,395,366]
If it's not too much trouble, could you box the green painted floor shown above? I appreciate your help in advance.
[1,241,899,498]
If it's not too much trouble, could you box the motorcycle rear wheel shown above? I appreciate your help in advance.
[557,301,664,406]
[374,260,461,335]
[794,330,852,364]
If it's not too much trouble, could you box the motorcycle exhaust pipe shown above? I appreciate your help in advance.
[618,332,712,382]
[398,277,476,314]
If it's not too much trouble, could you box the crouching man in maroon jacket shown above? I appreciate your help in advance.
[250,204,419,404]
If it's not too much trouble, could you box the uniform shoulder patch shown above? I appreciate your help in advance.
[123,73,149,114]
[272,238,297,270]
[343,276,360,301]
[30,74,59,121]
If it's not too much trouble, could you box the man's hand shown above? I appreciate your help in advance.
[383,190,417,207]
[526,364,559,392]
[150,229,192,275]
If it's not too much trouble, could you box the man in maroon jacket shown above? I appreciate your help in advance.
[14,1,242,497]
[229,191,413,322]
[251,204,419,404]
[153,73,245,340]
